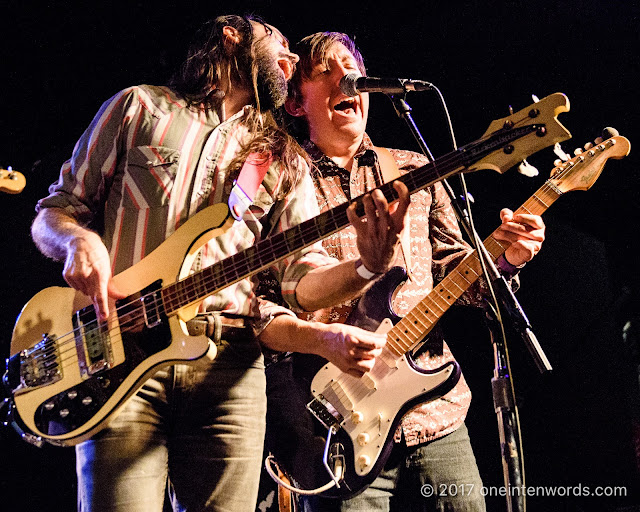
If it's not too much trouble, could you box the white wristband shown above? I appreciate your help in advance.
[355,258,383,280]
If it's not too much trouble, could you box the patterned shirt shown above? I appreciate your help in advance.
[299,135,516,445]
[37,84,335,326]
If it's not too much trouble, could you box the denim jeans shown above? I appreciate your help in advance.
[76,334,266,512]
[306,424,486,512]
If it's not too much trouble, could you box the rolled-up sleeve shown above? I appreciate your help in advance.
[264,160,340,312]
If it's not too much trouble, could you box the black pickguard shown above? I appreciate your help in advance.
[30,280,171,440]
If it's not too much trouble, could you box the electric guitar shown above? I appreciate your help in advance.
[4,93,571,447]
[264,134,631,499]
[0,167,26,194]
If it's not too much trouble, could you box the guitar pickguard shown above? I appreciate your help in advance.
[26,280,172,438]
[264,268,461,499]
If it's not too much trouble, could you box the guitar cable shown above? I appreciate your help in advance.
[264,425,345,495]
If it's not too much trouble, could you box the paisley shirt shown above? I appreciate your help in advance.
[299,135,518,445]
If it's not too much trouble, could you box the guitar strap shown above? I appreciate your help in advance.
[276,468,296,512]
[228,153,272,220]
[372,147,413,278]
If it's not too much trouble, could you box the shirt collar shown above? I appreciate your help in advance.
[303,133,375,172]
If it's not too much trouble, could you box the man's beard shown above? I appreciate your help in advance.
[254,48,288,111]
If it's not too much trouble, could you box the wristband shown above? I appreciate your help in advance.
[355,258,383,280]
[497,254,525,276]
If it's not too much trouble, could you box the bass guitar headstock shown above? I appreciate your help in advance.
[469,92,572,174]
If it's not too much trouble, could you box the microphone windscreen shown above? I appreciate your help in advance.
[339,74,359,96]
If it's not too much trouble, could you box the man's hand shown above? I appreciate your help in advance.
[494,208,546,267]
[63,231,124,320]
[348,180,410,275]
[313,322,387,377]
[32,208,125,322]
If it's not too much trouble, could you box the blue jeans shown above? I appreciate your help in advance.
[76,335,266,512]
[306,424,486,512]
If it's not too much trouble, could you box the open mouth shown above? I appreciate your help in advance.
[334,97,357,113]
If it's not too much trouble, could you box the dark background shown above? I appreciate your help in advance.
[1,1,639,511]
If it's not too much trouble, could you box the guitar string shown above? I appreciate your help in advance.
[25,134,484,368]
[31,159,570,380]
[25,129,585,378]
[311,173,570,411]
[383,185,558,357]
[28,163,570,381]
[346,136,616,402]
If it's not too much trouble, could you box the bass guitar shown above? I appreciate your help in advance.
[4,93,571,447]
[264,134,631,499]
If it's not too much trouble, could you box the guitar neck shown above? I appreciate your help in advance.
[160,126,541,316]
[385,178,564,358]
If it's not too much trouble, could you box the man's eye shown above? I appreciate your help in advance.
[311,68,330,79]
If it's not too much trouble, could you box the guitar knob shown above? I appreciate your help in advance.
[357,455,371,468]
[357,433,370,446]
[574,148,583,156]
[351,411,364,425]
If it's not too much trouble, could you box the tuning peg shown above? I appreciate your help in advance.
[459,192,475,206]
[531,94,540,103]
[518,159,538,177]
[553,142,570,162]
[592,127,618,146]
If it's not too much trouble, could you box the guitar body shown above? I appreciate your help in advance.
[265,267,461,499]
[7,203,233,446]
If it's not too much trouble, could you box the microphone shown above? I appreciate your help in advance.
[339,73,434,96]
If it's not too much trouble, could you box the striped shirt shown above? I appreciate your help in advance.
[37,84,335,324]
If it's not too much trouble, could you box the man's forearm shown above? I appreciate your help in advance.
[294,258,375,311]
[31,208,96,261]
[259,314,326,355]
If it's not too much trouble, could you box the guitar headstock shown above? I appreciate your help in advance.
[1,167,26,194]
[470,93,572,174]
[550,135,630,193]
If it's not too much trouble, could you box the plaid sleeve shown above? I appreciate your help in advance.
[265,158,340,312]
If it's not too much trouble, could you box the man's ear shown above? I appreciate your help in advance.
[222,26,242,52]
[285,97,305,117]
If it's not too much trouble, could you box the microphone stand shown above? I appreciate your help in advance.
[385,92,552,512]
